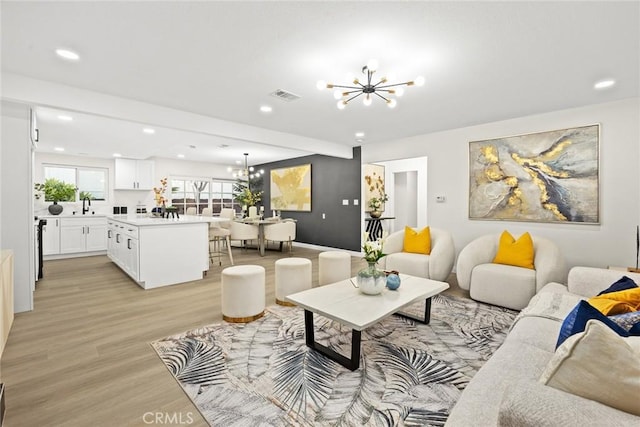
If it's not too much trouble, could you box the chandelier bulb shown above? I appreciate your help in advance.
[415,76,425,87]
[337,100,346,110]
[316,80,327,90]
[363,95,372,106]
[366,59,379,72]
[395,87,405,97]
[333,90,343,100]
[387,99,397,109]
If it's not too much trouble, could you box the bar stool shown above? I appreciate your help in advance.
[275,257,312,305]
[221,265,265,323]
[318,251,351,285]
[209,224,233,266]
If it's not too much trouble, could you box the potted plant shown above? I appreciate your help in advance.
[368,191,389,218]
[233,177,263,214]
[34,178,77,215]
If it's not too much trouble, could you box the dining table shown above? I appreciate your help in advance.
[236,216,282,256]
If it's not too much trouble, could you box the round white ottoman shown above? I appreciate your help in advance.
[275,257,312,306]
[318,251,351,286]
[221,265,265,323]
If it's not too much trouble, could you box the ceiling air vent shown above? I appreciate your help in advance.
[270,89,301,102]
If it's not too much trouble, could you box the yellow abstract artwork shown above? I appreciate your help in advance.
[364,164,385,212]
[270,164,312,211]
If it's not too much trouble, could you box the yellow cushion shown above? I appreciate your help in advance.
[492,231,535,269]
[403,226,431,255]
[588,287,640,315]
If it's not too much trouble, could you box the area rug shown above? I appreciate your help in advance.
[151,294,517,426]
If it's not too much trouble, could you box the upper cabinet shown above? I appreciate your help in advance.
[114,159,155,190]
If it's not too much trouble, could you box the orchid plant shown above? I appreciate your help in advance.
[362,232,386,264]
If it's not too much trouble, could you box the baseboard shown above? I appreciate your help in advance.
[0,383,5,426]
[291,242,361,257]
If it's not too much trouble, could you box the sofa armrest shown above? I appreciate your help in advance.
[498,380,640,426]
[567,266,640,297]
[455,235,497,290]
[428,228,455,282]
[532,237,567,293]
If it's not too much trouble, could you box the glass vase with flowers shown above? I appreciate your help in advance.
[357,232,387,295]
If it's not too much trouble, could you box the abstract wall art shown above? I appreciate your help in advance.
[270,164,312,211]
[363,163,385,212]
[468,124,600,224]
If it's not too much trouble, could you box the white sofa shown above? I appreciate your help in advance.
[456,234,566,310]
[446,266,640,426]
[378,227,455,282]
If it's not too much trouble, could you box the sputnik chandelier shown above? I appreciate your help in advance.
[228,153,264,179]
[316,59,424,109]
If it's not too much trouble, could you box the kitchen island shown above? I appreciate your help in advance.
[107,215,228,289]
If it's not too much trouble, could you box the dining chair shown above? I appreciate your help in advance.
[202,207,213,216]
[186,207,197,215]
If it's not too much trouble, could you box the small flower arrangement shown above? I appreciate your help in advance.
[362,232,386,263]
[368,191,389,211]
[153,177,168,206]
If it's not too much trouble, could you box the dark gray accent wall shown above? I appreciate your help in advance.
[257,147,361,251]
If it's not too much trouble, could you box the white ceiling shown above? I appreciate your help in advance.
[1,1,638,165]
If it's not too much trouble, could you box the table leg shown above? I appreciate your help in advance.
[395,297,432,324]
[259,224,265,256]
[304,310,361,371]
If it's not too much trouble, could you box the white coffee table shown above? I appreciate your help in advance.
[286,274,449,371]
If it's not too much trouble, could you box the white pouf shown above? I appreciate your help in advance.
[221,265,265,323]
[318,251,351,286]
[275,257,312,305]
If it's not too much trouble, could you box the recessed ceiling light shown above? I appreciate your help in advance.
[54,147,65,152]
[594,79,616,89]
[57,115,73,121]
[355,132,365,138]
[260,105,273,113]
[143,128,155,134]
[177,154,185,159]
[113,153,122,157]
[55,48,80,61]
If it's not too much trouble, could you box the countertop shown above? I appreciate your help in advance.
[37,214,108,218]
[107,214,229,227]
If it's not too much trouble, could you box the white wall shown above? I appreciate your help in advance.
[362,98,640,269]
[1,115,34,313]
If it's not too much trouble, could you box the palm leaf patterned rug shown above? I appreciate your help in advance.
[151,294,516,426]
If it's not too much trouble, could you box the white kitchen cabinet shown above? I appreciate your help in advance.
[107,217,211,289]
[60,217,107,254]
[42,217,61,255]
[114,159,155,190]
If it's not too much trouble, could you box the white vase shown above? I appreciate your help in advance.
[357,262,386,295]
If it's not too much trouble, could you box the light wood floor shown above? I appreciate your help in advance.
[2,247,468,426]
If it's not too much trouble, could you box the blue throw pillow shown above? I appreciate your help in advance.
[556,300,629,348]
[608,311,640,335]
[597,276,638,296]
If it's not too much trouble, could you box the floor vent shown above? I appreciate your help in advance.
[270,89,301,102]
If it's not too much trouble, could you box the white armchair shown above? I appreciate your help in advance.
[201,207,213,216]
[185,207,197,215]
[377,227,455,282]
[229,221,259,250]
[456,234,566,310]
[264,221,296,254]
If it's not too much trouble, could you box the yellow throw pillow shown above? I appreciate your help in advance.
[403,226,431,255]
[492,231,535,269]
[588,287,640,315]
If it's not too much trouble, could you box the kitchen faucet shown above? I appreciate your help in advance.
[82,197,91,215]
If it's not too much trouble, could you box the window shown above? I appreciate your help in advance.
[43,165,108,201]
[170,177,238,214]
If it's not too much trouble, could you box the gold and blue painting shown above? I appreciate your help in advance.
[270,164,311,211]
[468,124,599,224]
